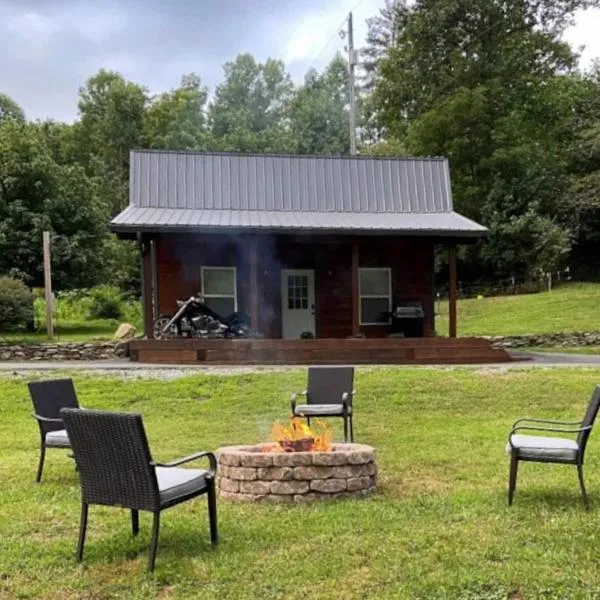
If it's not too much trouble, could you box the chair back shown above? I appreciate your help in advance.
[577,386,600,457]
[307,366,355,406]
[60,408,160,511]
[28,379,79,435]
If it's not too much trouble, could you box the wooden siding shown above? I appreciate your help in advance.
[144,233,436,339]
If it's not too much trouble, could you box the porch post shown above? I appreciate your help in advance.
[249,237,259,332]
[448,244,457,338]
[149,238,158,327]
[137,233,148,337]
[352,240,360,335]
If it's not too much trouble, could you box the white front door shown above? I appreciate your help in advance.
[281,269,315,339]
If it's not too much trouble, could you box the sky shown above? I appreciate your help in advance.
[1,0,599,123]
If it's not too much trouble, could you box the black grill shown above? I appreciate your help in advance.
[390,303,425,337]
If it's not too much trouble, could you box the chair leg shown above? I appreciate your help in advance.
[207,478,219,545]
[131,510,139,536]
[343,416,348,443]
[148,512,161,572]
[76,503,89,562]
[36,445,46,483]
[349,416,354,443]
[577,465,590,510]
[306,416,311,428]
[508,452,519,506]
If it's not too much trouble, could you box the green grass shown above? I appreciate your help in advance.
[2,368,600,598]
[437,282,600,336]
[525,346,600,355]
[0,320,125,343]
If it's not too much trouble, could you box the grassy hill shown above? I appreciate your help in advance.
[437,282,600,337]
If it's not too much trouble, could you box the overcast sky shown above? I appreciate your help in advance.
[1,0,599,123]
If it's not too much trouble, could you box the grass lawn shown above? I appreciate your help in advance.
[525,346,600,355]
[0,320,124,344]
[2,368,600,598]
[437,282,600,336]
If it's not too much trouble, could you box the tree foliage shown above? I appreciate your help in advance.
[0,93,25,124]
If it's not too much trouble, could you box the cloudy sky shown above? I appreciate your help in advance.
[1,0,599,123]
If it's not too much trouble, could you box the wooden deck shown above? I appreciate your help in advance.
[128,337,515,365]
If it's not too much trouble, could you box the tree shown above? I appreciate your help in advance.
[209,54,294,152]
[0,120,109,289]
[144,74,209,150]
[0,93,25,124]
[76,70,148,214]
[288,55,350,155]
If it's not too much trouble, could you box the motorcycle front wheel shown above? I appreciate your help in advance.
[153,316,178,340]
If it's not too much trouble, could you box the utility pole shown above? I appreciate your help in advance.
[347,11,358,155]
[43,231,54,339]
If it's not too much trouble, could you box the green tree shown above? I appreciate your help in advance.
[209,54,294,152]
[288,55,350,155]
[0,120,109,289]
[0,93,25,124]
[144,74,209,150]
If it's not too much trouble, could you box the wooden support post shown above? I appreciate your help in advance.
[249,237,259,332]
[149,238,158,325]
[137,233,148,338]
[43,231,54,339]
[351,241,360,335]
[448,245,457,338]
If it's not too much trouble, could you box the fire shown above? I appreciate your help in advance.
[270,417,332,452]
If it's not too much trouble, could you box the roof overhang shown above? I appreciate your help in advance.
[110,207,488,239]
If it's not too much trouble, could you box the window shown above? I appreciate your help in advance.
[201,267,237,316]
[287,274,309,310]
[359,268,391,325]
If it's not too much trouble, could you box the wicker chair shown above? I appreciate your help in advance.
[291,366,355,442]
[29,378,80,483]
[60,408,218,571]
[507,385,600,509]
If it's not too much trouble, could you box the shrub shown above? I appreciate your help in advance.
[0,277,34,331]
[88,285,124,320]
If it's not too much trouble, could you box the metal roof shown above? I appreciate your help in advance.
[111,150,487,236]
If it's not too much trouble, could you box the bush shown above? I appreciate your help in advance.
[0,277,34,331]
[88,285,124,320]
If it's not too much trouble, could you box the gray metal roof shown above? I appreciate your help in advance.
[111,150,487,236]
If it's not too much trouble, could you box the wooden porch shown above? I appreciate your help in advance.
[128,337,514,365]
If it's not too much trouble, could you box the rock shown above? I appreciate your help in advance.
[346,476,372,492]
[219,478,239,493]
[239,480,271,495]
[270,480,310,495]
[310,478,346,493]
[220,466,257,481]
[257,467,294,481]
[294,466,334,480]
[114,323,136,340]
[239,453,273,468]
[272,452,313,467]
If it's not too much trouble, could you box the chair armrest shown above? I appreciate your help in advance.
[152,451,217,474]
[290,391,307,413]
[508,425,591,448]
[32,413,63,424]
[512,417,583,428]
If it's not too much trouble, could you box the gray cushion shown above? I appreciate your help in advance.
[156,467,208,505]
[293,404,351,417]
[506,434,579,461]
[45,429,70,447]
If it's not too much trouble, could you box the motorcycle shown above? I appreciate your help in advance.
[153,294,253,340]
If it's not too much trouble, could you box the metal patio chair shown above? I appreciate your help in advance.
[291,366,355,442]
[507,385,600,509]
[29,378,80,483]
[60,408,218,571]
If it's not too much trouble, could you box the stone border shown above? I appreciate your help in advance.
[488,331,600,349]
[0,341,127,361]
[217,443,377,502]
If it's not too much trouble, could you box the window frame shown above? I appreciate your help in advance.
[200,266,238,312]
[358,267,392,326]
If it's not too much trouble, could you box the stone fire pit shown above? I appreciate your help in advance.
[217,443,377,503]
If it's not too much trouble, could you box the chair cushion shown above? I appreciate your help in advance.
[156,467,209,505]
[45,429,70,448]
[293,404,351,417]
[506,435,579,461]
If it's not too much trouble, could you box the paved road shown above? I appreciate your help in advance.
[0,352,599,373]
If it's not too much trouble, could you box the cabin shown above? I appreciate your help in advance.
[111,150,510,364]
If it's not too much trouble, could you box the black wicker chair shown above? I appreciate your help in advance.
[60,408,218,571]
[291,366,355,442]
[28,378,80,483]
[507,385,600,509]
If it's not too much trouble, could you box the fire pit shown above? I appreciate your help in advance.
[217,418,377,503]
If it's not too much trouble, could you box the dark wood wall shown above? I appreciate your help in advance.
[143,233,435,338]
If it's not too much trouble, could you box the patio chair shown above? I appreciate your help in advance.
[507,385,600,509]
[60,408,218,571]
[291,366,355,442]
[29,378,79,483]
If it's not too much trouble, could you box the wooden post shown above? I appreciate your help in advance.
[43,231,54,339]
[249,237,259,333]
[149,238,158,324]
[137,233,148,337]
[448,245,457,338]
[351,241,360,335]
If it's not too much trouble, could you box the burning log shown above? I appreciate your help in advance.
[270,417,332,452]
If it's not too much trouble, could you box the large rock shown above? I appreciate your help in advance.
[114,323,136,340]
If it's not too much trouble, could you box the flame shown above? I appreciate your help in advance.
[270,417,332,452]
